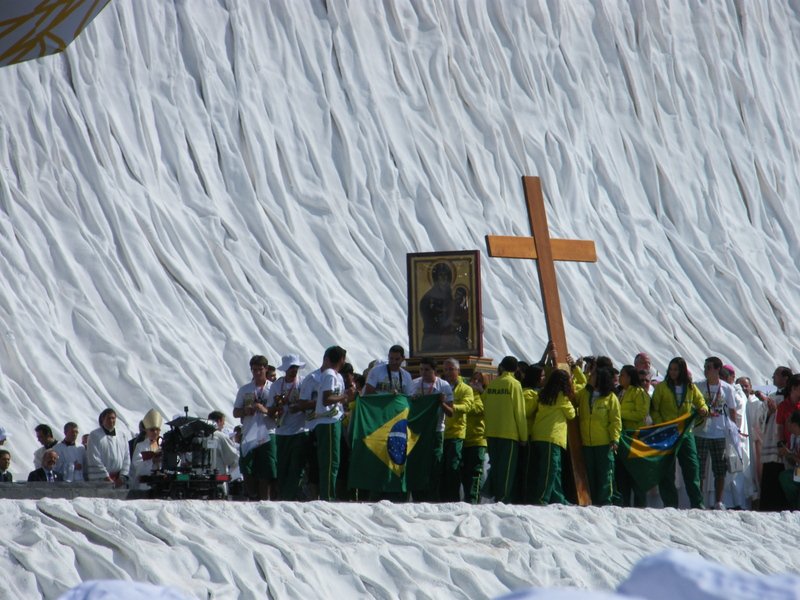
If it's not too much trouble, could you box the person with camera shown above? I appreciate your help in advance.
[694,357,738,510]
[364,345,413,395]
[268,354,308,500]
[233,355,274,500]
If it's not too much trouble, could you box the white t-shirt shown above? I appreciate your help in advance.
[233,380,271,456]
[268,375,307,436]
[694,379,737,439]
[311,368,345,427]
[366,364,413,394]
[409,377,454,432]
[53,441,86,481]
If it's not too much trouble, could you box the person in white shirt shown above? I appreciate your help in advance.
[694,356,738,510]
[131,409,164,491]
[310,345,352,501]
[87,408,130,486]
[268,353,308,500]
[232,355,274,500]
[408,357,454,501]
[364,345,413,395]
[53,422,86,482]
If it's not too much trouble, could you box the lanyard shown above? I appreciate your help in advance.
[388,365,403,392]
[706,382,721,409]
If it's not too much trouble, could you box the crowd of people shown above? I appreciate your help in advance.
[1,345,798,511]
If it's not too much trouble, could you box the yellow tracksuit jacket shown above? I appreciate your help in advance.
[483,372,526,442]
[650,381,707,424]
[619,386,651,429]
[530,391,576,449]
[444,380,474,440]
[575,387,622,447]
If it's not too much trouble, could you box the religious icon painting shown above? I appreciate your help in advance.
[407,250,483,358]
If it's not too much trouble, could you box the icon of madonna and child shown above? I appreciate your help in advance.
[419,262,472,353]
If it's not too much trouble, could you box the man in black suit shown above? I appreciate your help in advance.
[27,449,62,482]
[0,449,11,482]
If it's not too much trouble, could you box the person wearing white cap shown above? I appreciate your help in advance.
[267,354,308,500]
[364,345,413,395]
[0,425,8,445]
[131,409,164,490]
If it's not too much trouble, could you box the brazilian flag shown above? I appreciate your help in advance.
[348,394,414,493]
[618,411,696,490]
[405,394,442,492]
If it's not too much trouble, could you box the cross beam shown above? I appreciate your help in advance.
[486,175,597,506]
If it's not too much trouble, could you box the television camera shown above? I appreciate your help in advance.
[140,406,230,499]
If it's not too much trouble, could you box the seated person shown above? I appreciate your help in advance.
[28,449,62,482]
[87,408,130,487]
[0,449,12,482]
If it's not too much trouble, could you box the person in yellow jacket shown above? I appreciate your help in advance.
[529,369,576,504]
[520,363,545,503]
[615,365,651,507]
[650,356,708,508]
[574,366,621,505]
[483,356,527,503]
[462,371,488,504]
[442,358,475,502]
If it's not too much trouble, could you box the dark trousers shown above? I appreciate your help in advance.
[461,445,485,504]
[487,437,518,503]
[442,438,464,502]
[276,433,309,500]
[315,422,341,501]
[531,441,568,505]
[614,458,646,507]
[659,433,704,508]
[760,462,789,511]
[583,445,614,506]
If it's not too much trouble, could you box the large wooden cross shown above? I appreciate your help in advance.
[486,175,597,506]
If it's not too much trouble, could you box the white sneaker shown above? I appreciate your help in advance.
[714,501,726,510]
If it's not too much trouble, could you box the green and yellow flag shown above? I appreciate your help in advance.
[348,394,416,493]
[405,394,442,493]
[618,411,696,491]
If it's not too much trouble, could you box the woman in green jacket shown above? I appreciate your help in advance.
[574,367,622,505]
[529,369,576,505]
[615,365,650,507]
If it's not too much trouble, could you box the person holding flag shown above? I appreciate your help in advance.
[650,357,709,508]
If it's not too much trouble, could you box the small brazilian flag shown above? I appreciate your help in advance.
[348,393,418,493]
[618,411,696,491]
